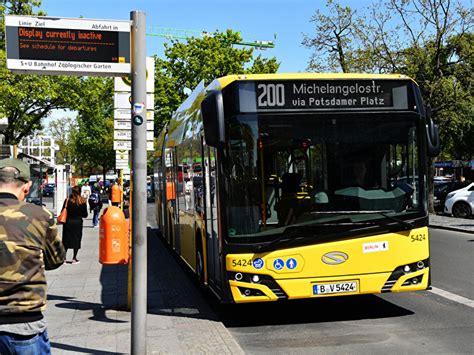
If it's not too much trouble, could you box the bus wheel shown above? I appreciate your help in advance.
[196,245,204,285]
[452,201,472,218]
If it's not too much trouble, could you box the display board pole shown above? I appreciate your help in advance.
[130,10,147,355]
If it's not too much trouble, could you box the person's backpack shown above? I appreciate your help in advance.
[88,192,100,208]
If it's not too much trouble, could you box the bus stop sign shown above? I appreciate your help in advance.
[5,15,131,76]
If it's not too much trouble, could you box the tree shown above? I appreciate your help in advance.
[72,77,115,180]
[0,0,82,144]
[303,0,473,211]
[302,0,359,73]
[366,0,473,211]
[46,115,78,165]
[154,30,279,129]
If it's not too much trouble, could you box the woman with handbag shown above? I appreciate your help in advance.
[60,185,88,264]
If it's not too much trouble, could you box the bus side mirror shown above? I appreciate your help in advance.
[425,106,440,157]
[426,120,440,157]
[201,90,225,147]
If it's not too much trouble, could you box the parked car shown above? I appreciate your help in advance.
[42,183,55,197]
[434,180,472,211]
[434,176,452,185]
[444,182,474,218]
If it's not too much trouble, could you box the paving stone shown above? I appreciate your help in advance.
[42,200,243,354]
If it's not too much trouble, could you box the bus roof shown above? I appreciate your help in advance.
[210,73,415,91]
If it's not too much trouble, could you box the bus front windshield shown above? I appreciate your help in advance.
[223,113,425,241]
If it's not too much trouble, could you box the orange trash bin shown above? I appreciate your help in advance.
[99,206,129,264]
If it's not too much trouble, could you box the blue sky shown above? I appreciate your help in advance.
[38,0,371,73]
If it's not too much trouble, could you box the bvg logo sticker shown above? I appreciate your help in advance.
[321,252,348,265]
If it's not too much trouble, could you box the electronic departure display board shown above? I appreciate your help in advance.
[235,80,412,113]
[5,15,131,76]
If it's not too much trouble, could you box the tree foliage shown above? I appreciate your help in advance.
[72,77,115,178]
[46,115,78,165]
[302,0,359,73]
[303,0,473,155]
[154,30,279,130]
[303,0,473,211]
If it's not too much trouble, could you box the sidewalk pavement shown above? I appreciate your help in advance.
[429,213,474,234]
[44,204,244,354]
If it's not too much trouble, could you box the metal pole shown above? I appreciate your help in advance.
[130,10,147,355]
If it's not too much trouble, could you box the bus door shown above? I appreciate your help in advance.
[204,145,221,291]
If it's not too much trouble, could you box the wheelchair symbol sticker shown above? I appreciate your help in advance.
[286,258,297,270]
[253,258,264,269]
[273,258,284,270]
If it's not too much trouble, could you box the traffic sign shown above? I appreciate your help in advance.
[114,130,154,141]
[114,109,154,120]
[116,151,128,160]
[114,57,155,92]
[5,15,131,76]
[114,119,154,131]
[114,140,154,151]
[114,92,154,109]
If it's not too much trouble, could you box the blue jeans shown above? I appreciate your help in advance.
[93,208,100,226]
[0,330,51,355]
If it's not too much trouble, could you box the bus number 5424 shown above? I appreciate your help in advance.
[257,83,285,107]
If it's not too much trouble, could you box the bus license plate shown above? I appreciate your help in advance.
[313,281,357,295]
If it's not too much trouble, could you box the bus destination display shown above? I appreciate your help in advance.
[5,15,131,76]
[245,80,410,111]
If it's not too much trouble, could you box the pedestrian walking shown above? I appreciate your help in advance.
[61,185,88,264]
[89,186,103,227]
[0,158,64,355]
[81,180,91,200]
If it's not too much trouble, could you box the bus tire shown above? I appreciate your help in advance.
[452,201,472,218]
[196,236,204,285]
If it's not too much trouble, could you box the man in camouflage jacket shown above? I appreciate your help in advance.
[0,158,64,354]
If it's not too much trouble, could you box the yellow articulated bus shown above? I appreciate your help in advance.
[154,73,440,303]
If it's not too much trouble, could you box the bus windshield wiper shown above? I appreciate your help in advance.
[375,211,414,229]
[310,210,414,229]
[255,226,321,253]
[255,221,377,253]
[255,211,414,252]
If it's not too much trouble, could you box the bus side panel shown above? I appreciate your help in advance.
[179,211,197,270]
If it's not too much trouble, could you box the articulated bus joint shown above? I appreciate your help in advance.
[381,257,430,292]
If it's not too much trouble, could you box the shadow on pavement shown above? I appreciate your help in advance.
[49,294,128,323]
[216,294,413,328]
[146,227,220,321]
[50,226,220,324]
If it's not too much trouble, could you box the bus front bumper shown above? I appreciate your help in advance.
[228,267,430,303]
